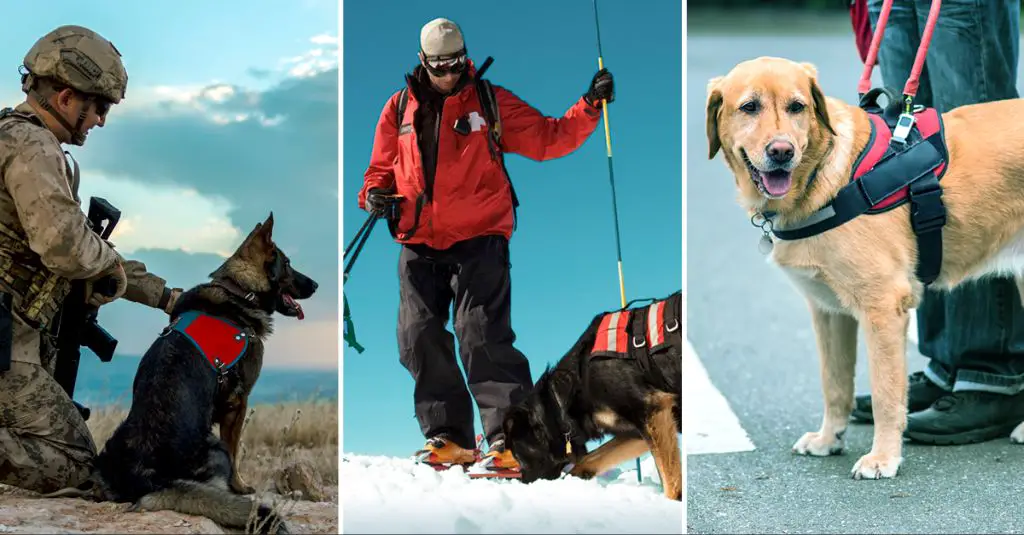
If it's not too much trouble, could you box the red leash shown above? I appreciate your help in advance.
[857,0,942,111]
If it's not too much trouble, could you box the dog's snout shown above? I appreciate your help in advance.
[766,140,795,164]
[310,280,318,291]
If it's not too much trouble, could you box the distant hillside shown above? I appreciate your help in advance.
[70,350,337,407]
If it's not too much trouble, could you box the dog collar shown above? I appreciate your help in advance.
[166,310,250,374]
[211,280,259,305]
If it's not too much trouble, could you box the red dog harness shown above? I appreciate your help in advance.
[763,89,950,285]
[165,310,250,373]
[590,300,676,358]
[587,291,682,393]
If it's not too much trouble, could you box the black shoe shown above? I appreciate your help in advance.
[903,390,1024,445]
[850,371,947,423]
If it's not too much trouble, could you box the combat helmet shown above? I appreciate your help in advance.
[18,25,127,144]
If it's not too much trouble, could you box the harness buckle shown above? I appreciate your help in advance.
[891,112,916,146]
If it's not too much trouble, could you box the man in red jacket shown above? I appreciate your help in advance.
[358,17,613,472]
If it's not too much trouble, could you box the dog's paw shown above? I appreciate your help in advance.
[851,451,902,479]
[792,431,844,456]
[1010,421,1024,444]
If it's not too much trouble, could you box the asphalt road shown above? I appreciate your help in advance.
[685,26,1024,535]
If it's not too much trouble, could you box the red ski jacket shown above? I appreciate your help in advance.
[358,62,602,251]
[849,0,872,63]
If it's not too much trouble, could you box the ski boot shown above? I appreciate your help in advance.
[412,434,480,471]
[468,437,522,479]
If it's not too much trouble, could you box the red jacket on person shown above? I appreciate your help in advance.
[358,62,603,251]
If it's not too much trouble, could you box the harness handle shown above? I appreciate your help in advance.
[857,0,942,110]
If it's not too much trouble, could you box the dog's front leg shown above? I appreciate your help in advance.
[644,392,682,501]
[793,304,858,457]
[221,397,254,494]
[851,299,910,480]
[570,436,649,479]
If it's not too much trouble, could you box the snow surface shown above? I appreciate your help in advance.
[341,453,683,534]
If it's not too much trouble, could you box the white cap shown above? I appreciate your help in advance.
[420,18,464,57]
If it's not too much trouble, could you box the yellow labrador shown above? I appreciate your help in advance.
[705,56,1024,479]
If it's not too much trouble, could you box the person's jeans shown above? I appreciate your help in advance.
[868,0,1024,394]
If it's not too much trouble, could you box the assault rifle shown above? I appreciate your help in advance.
[52,197,122,421]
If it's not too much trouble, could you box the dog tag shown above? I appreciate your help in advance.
[758,233,774,255]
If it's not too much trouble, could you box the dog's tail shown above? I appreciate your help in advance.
[39,477,99,500]
[40,486,92,499]
[134,480,290,535]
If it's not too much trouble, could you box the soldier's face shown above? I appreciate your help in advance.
[54,89,109,143]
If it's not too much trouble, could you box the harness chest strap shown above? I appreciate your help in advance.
[765,107,949,285]
[164,310,250,374]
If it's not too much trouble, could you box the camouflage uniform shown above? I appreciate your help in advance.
[0,26,179,494]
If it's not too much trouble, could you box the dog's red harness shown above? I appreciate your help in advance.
[165,310,250,373]
[586,291,681,394]
[590,300,676,358]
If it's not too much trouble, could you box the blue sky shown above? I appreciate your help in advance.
[0,1,339,370]
[341,1,683,458]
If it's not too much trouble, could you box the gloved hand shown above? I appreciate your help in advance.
[85,261,127,307]
[365,188,402,219]
[584,68,614,107]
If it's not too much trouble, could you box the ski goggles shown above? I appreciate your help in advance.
[421,50,467,76]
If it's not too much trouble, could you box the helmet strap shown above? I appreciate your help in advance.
[29,89,90,145]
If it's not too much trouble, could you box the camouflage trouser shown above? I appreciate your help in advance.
[0,361,96,493]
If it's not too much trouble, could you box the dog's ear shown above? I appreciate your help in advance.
[706,76,725,160]
[503,404,531,441]
[255,212,275,245]
[247,213,276,256]
[798,63,836,137]
[261,212,275,237]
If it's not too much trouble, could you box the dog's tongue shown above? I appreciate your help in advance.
[284,294,304,320]
[761,170,792,197]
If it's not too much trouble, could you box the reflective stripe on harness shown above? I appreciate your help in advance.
[764,100,949,285]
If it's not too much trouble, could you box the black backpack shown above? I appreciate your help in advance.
[395,57,520,229]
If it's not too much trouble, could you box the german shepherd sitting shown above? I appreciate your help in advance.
[46,213,317,534]
[501,291,682,501]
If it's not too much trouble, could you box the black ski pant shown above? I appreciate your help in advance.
[396,234,534,450]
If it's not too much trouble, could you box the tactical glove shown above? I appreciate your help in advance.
[85,261,127,307]
[584,68,615,107]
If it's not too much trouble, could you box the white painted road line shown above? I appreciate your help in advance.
[908,309,918,347]
[684,339,756,455]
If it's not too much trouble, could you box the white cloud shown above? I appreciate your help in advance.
[102,32,338,126]
[75,171,241,257]
[310,34,338,46]
[282,33,339,79]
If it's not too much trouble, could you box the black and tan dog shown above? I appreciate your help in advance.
[501,291,682,501]
[46,213,317,534]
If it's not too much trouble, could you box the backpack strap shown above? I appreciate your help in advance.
[474,77,520,229]
[396,87,409,134]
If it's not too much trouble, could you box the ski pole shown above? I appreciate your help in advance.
[591,0,642,484]
[344,211,379,277]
